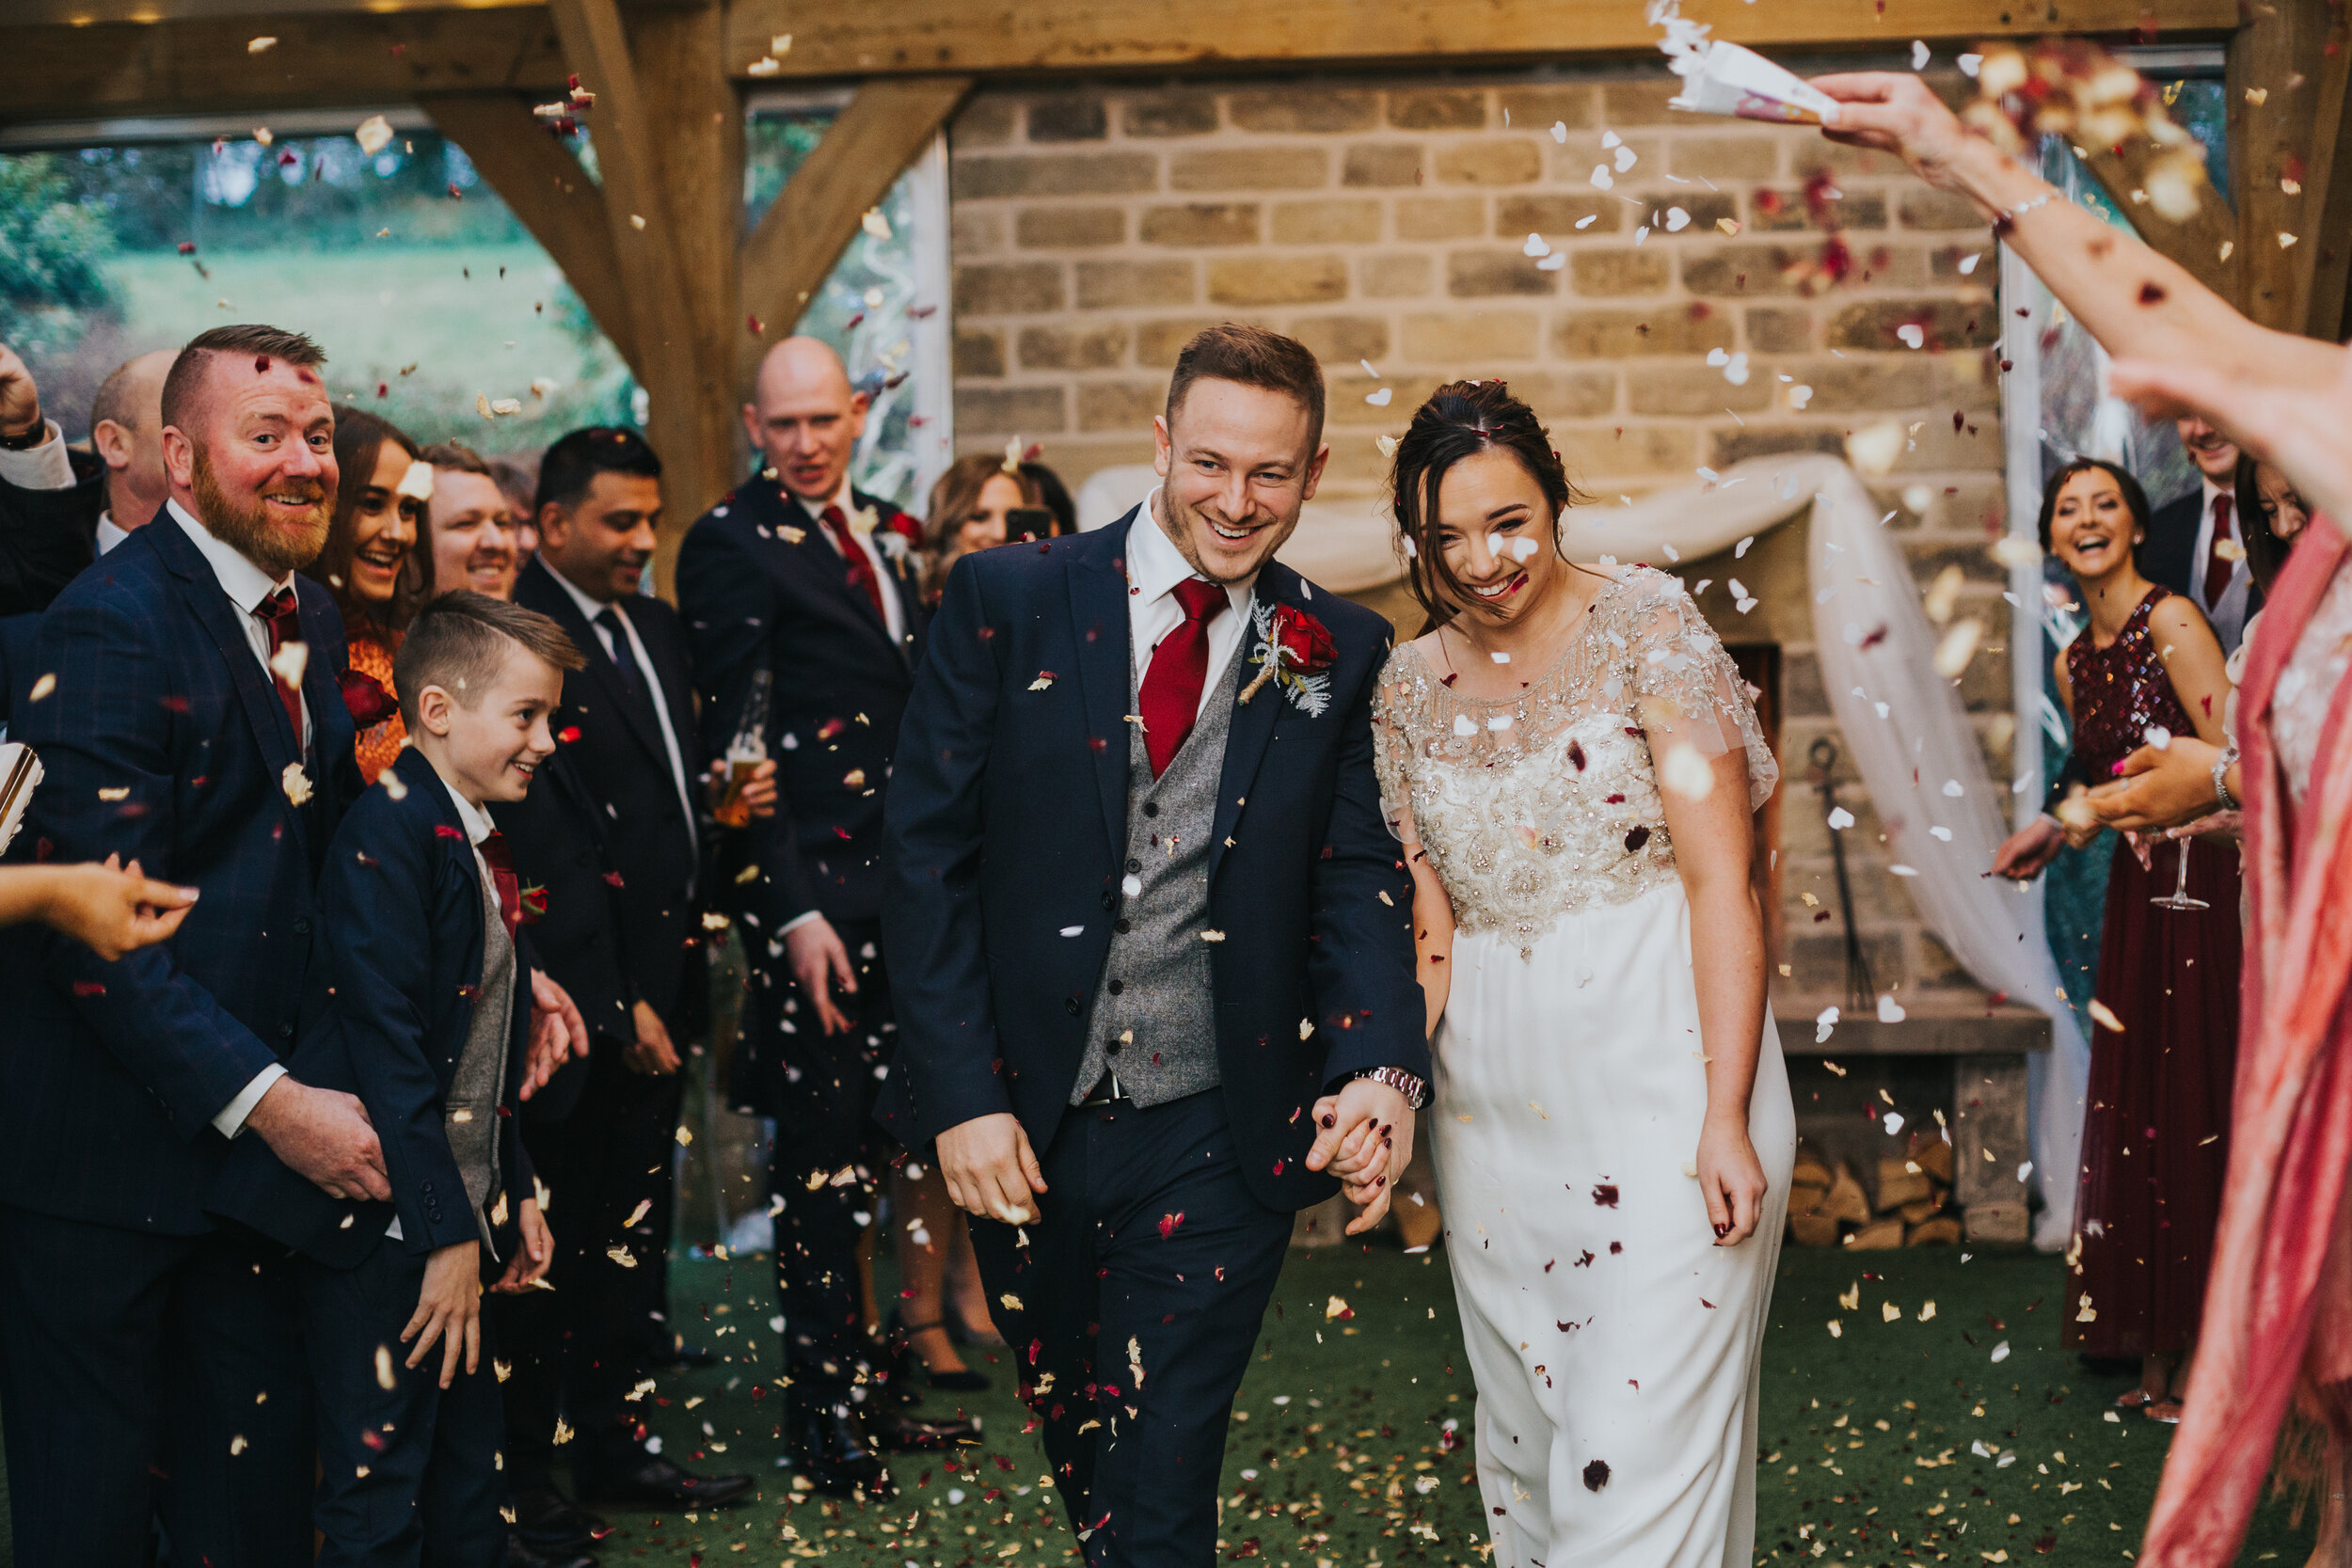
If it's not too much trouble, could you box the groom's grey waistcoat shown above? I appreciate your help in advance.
[1066,632,1243,1107]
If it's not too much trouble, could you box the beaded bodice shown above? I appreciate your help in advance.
[1373,566,1778,955]
[2065,586,2192,783]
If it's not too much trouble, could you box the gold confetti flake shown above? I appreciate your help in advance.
[624,1198,652,1228]
[1000,1292,1025,1312]
[1918,1300,1937,1321]
[374,1344,397,1390]
[675,1125,693,1146]
[26,673,55,703]
[246,35,278,52]
[2086,997,2124,1033]
[354,116,393,156]
[281,764,313,806]
[605,1246,639,1269]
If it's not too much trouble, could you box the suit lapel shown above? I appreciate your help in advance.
[150,515,311,852]
[769,485,904,660]
[521,560,673,780]
[1208,569,1284,887]
[1068,515,1136,862]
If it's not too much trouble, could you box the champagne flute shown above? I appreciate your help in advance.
[2150,838,2208,911]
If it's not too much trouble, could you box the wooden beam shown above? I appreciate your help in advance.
[419,93,639,373]
[2081,137,2240,306]
[738,76,971,378]
[627,1,747,589]
[719,0,2236,79]
[546,0,708,561]
[2226,0,2332,329]
[0,8,565,126]
[2296,12,2352,341]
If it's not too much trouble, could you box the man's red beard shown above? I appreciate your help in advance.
[192,447,331,575]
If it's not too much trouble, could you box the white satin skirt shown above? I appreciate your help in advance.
[1430,879,1796,1568]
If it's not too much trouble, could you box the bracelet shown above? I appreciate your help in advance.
[2213,745,2240,812]
[1992,189,2056,236]
[1349,1066,1429,1112]
[0,413,47,452]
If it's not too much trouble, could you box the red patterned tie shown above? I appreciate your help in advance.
[478,830,522,945]
[251,586,305,747]
[2202,492,2237,610]
[1137,578,1229,778]
[819,504,889,623]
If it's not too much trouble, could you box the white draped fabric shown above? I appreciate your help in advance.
[1080,452,2087,1243]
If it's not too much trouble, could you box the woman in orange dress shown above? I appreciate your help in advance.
[307,408,426,784]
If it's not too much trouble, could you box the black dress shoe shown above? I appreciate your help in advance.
[866,1409,980,1452]
[885,1309,991,1394]
[787,1410,898,1498]
[506,1534,597,1568]
[511,1488,612,1553]
[577,1455,755,1510]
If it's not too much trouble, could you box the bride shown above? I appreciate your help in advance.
[1361,379,1794,1566]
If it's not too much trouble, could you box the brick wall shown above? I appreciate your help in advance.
[946,70,2013,1008]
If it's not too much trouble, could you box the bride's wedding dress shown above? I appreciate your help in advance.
[1375,565,1796,1568]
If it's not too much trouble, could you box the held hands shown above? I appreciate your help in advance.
[623,997,681,1076]
[1307,1078,1416,1236]
[245,1076,391,1203]
[786,914,857,1036]
[405,1240,483,1388]
[39,856,200,958]
[935,1111,1047,1226]
[491,1197,553,1293]
[520,969,589,1101]
[1697,1111,1768,1247]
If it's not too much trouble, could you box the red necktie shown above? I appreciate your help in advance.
[251,586,305,749]
[1137,579,1228,778]
[2202,492,2237,610]
[478,830,522,945]
[819,505,889,624]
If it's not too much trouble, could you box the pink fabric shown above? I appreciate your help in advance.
[2142,517,2352,1565]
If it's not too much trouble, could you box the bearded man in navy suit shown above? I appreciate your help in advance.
[0,325,390,1568]
[880,324,1428,1565]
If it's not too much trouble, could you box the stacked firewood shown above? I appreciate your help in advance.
[1785,1135,1960,1248]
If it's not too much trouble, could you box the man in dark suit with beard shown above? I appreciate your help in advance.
[676,337,970,1497]
[491,427,755,1544]
[0,324,388,1568]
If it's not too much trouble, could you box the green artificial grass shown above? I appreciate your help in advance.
[574,1243,2316,1568]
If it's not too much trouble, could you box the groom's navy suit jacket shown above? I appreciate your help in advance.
[877,509,1426,1212]
[0,506,362,1234]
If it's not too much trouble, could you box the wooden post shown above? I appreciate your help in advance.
[2298,22,2352,341]
[547,0,712,594]
[737,76,974,382]
[2080,141,2240,304]
[2227,0,2333,329]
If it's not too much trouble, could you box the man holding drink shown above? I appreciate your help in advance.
[676,337,967,1497]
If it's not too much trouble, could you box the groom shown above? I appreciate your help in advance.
[879,323,1426,1563]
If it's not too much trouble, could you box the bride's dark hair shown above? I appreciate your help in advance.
[1388,379,1584,630]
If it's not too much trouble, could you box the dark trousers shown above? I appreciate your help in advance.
[0,1206,313,1568]
[300,1242,506,1568]
[498,1043,687,1490]
[968,1090,1292,1568]
[769,918,897,1421]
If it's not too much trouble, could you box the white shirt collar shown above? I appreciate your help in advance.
[547,560,620,627]
[1128,490,1254,616]
[791,472,856,524]
[94,513,126,557]
[168,497,294,613]
[440,773,495,847]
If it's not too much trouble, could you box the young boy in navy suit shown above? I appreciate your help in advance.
[213,590,588,1566]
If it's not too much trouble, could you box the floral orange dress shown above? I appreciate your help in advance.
[348,629,406,784]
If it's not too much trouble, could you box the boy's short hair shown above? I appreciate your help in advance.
[392,591,585,727]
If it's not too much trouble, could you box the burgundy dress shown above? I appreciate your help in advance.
[2063,585,2240,1358]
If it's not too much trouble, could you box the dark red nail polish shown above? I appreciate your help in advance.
[1320,1114,1336,1129]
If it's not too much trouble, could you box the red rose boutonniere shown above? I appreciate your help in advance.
[1239,603,1336,714]
[339,666,398,730]
[518,883,548,925]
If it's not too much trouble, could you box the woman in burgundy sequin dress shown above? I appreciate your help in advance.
[2041,460,2240,1422]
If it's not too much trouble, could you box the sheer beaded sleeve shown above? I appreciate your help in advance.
[1606,568,1779,810]
[1371,652,1421,846]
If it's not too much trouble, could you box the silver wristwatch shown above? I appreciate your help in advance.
[2213,744,2240,812]
[1349,1066,1429,1110]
